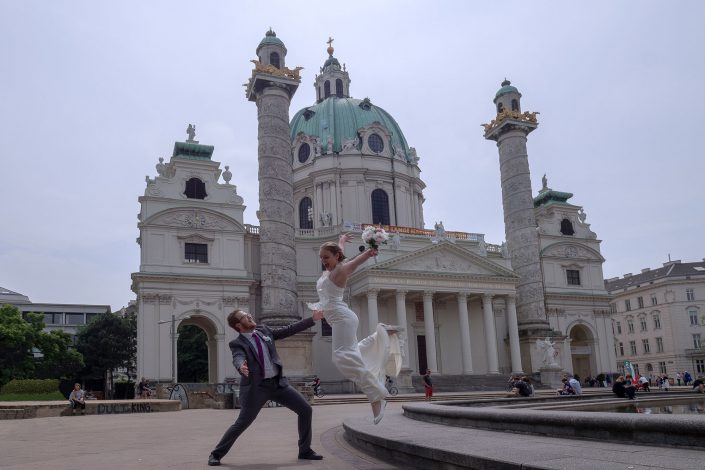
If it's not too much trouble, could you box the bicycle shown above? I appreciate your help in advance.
[313,386,325,398]
[385,376,398,396]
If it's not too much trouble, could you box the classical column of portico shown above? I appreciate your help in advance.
[366,289,379,334]
[505,296,523,374]
[423,291,438,373]
[457,293,474,374]
[395,290,410,368]
[482,294,500,374]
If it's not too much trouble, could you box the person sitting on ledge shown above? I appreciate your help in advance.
[557,377,575,396]
[506,376,532,398]
[692,377,704,394]
[612,376,636,400]
[68,383,86,415]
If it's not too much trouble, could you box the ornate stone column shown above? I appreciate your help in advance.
[395,290,410,368]
[246,35,301,326]
[423,291,438,373]
[457,292,473,374]
[506,295,523,374]
[482,294,500,374]
[366,289,379,334]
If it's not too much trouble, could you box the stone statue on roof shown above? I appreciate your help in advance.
[186,124,196,142]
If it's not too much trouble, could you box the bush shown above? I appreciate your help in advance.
[1,379,60,394]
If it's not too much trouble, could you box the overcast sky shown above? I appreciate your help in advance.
[1,1,703,311]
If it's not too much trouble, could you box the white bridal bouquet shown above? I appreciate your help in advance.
[361,226,389,250]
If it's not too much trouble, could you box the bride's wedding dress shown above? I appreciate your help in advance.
[310,272,402,403]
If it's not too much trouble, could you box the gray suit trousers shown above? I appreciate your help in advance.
[211,379,312,458]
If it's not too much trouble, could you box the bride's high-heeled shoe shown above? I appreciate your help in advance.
[373,399,387,425]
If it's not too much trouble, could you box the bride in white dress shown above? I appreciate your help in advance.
[310,234,401,424]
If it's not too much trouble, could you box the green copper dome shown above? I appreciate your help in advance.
[324,56,340,67]
[495,79,518,98]
[257,29,286,53]
[290,97,410,159]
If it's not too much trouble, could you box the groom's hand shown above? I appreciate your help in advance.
[239,360,249,377]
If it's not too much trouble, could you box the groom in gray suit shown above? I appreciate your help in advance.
[208,309,324,466]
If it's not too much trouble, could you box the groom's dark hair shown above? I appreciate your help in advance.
[228,309,244,332]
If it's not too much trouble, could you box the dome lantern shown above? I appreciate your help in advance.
[314,36,351,102]
[256,28,287,69]
[493,79,522,114]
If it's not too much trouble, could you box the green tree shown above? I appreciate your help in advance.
[177,325,208,383]
[0,305,84,388]
[76,312,136,396]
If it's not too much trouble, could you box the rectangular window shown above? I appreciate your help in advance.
[415,303,424,322]
[619,342,624,356]
[696,359,705,374]
[43,313,62,324]
[633,364,640,376]
[653,314,661,329]
[616,321,622,335]
[321,318,332,337]
[642,339,650,353]
[629,340,637,355]
[65,313,84,325]
[609,303,617,314]
[627,319,635,334]
[693,334,702,349]
[639,318,647,332]
[185,243,208,263]
[651,294,658,306]
[686,288,695,301]
[566,269,581,285]
[625,299,632,311]
[659,361,667,374]
[656,337,664,352]
[690,310,699,326]
[637,296,644,309]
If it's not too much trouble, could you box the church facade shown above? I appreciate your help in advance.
[132,31,616,389]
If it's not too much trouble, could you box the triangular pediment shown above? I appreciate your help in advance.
[367,242,518,278]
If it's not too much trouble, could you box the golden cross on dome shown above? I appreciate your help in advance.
[327,36,334,47]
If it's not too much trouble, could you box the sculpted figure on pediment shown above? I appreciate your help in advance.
[157,210,235,230]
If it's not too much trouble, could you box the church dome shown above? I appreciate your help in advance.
[290,97,410,158]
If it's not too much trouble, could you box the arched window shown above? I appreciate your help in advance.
[299,197,313,229]
[371,189,390,225]
[560,218,574,235]
[497,102,504,113]
[324,81,331,98]
[511,99,519,111]
[184,178,207,199]
[269,52,280,69]
[336,79,343,97]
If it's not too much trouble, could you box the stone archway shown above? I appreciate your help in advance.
[568,323,596,380]
[178,315,219,384]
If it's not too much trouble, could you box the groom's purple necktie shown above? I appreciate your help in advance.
[253,333,266,378]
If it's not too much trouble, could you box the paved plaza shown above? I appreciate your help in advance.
[2,398,705,470]
[0,402,397,470]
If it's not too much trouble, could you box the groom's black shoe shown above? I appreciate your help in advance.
[298,450,323,460]
[207,454,221,466]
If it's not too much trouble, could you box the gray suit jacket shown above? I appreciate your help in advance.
[231,317,315,394]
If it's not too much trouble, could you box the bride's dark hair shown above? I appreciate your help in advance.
[320,241,346,261]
